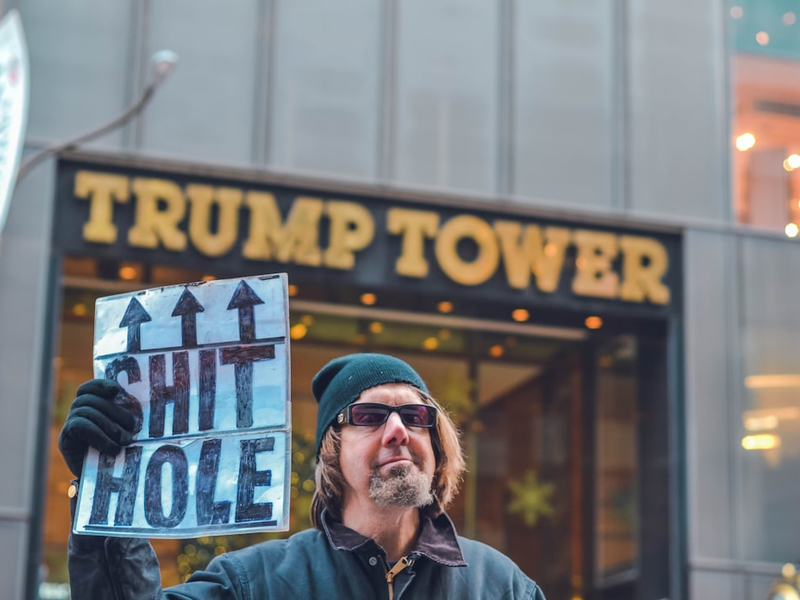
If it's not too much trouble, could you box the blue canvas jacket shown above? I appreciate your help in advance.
[68,511,546,599]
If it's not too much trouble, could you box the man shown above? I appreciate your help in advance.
[60,352,546,599]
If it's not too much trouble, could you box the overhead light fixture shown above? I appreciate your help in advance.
[423,337,439,350]
[745,374,800,388]
[585,316,603,330]
[118,265,138,280]
[785,154,800,171]
[741,434,781,450]
[786,223,799,238]
[360,293,377,306]
[735,132,756,152]
[290,323,307,340]
[437,301,453,314]
[511,309,529,322]
[743,414,779,432]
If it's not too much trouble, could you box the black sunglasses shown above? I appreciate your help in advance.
[336,403,437,428]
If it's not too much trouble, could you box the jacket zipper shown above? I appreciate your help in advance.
[384,555,414,600]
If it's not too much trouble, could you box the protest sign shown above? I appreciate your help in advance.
[73,273,291,538]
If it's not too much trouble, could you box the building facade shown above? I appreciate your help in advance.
[0,1,795,599]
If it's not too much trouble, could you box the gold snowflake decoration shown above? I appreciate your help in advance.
[507,470,555,526]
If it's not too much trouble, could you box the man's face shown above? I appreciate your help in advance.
[338,383,436,510]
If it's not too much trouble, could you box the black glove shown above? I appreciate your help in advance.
[58,379,143,477]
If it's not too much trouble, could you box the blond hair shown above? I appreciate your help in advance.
[310,387,465,528]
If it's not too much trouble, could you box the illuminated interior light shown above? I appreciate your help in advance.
[360,293,377,306]
[784,159,795,172]
[544,243,558,257]
[437,301,453,314]
[423,337,439,350]
[288,284,298,297]
[300,314,314,326]
[201,274,215,281]
[744,374,800,388]
[785,223,799,238]
[511,309,529,322]
[585,316,603,330]
[369,321,383,334]
[756,31,770,45]
[119,266,138,280]
[741,434,780,450]
[289,323,307,340]
[743,406,800,422]
[735,132,756,152]
[72,303,87,317]
[489,344,504,358]
[784,12,797,25]
[730,6,743,19]
[787,154,800,169]
[743,414,779,432]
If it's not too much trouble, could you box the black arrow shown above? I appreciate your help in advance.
[172,288,205,348]
[119,297,152,353]
[227,281,264,342]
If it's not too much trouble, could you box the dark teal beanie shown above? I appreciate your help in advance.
[312,353,429,457]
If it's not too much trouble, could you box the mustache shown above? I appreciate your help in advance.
[371,451,421,470]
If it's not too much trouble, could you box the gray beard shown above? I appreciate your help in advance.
[369,463,434,508]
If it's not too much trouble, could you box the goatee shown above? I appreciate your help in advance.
[369,463,433,508]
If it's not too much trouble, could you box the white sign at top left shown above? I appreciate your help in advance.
[74,273,292,538]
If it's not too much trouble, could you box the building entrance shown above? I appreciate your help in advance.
[39,257,673,600]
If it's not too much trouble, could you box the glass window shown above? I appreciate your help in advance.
[141,0,261,166]
[21,1,133,149]
[268,0,381,180]
[41,256,668,598]
[512,1,615,208]
[392,0,499,192]
[730,1,800,233]
[739,236,800,562]
[594,336,638,583]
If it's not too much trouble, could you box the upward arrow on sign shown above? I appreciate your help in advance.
[119,297,152,352]
[172,288,205,348]
[227,281,264,342]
